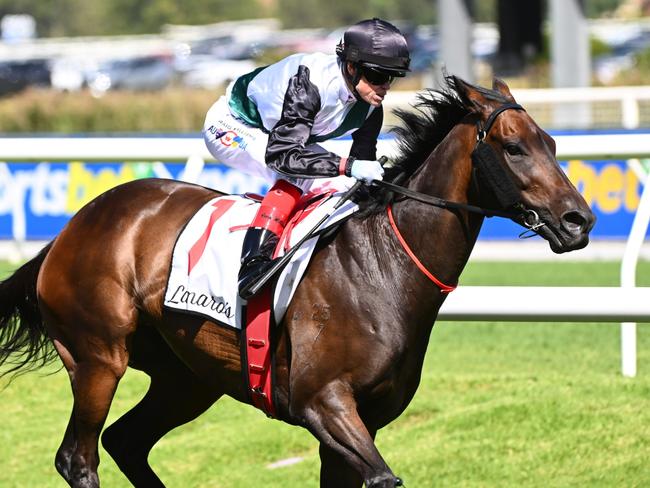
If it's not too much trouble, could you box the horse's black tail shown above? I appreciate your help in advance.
[0,242,57,377]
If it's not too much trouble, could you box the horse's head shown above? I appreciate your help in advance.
[454,76,595,253]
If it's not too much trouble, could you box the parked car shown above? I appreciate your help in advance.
[185,35,267,60]
[179,58,256,89]
[0,58,50,96]
[0,62,26,96]
[87,55,174,96]
[50,57,99,92]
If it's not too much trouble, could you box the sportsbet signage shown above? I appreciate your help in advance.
[0,159,646,240]
[0,161,267,240]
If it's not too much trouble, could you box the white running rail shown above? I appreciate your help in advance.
[383,85,650,130]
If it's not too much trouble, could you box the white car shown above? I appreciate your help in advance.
[50,57,98,91]
[180,58,256,89]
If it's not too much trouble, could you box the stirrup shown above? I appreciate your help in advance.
[238,258,275,300]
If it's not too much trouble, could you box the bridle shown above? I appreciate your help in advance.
[373,102,548,292]
[374,102,546,237]
[471,102,545,236]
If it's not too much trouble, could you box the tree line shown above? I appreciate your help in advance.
[0,0,621,38]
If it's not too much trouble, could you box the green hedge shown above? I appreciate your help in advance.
[0,87,224,133]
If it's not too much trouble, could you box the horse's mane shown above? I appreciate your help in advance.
[354,75,508,217]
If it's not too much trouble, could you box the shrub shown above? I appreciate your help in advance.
[0,87,224,133]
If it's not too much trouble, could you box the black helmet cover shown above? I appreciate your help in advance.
[336,18,411,76]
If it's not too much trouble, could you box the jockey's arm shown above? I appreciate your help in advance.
[265,65,380,180]
[265,65,344,179]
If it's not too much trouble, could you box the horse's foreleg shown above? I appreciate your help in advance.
[102,348,221,486]
[304,382,401,488]
[319,441,366,488]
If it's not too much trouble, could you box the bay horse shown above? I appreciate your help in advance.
[0,76,594,487]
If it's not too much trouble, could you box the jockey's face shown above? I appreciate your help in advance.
[347,62,392,106]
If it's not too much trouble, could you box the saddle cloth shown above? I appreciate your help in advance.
[164,186,359,328]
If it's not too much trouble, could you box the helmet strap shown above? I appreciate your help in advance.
[343,62,363,101]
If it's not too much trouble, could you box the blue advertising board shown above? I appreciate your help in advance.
[0,142,647,241]
[0,160,268,240]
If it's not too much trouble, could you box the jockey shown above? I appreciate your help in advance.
[203,18,410,299]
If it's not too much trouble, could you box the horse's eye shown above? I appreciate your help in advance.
[505,143,523,156]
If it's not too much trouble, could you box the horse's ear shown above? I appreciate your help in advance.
[492,77,516,102]
[451,75,491,114]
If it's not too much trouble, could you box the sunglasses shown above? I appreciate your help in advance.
[360,67,394,86]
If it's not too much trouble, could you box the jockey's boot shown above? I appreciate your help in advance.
[238,179,302,299]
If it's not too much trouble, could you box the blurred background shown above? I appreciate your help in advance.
[0,0,648,131]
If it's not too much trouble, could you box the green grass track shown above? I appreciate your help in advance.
[1,260,649,487]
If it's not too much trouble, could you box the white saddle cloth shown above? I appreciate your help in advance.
[164,190,358,329]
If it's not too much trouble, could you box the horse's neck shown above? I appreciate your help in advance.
[362,122,483,330]
[398,122,482,271]
[408,122,475,204]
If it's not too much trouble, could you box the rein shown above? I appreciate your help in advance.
[373,175,544,235]
[373,179,518,219]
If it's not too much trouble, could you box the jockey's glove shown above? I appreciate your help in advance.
[350,159,385,184]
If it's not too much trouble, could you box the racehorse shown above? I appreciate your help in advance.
[0,76,594,488]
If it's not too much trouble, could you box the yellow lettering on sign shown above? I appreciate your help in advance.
[625,168,640,212]
[66,163,137,212]
[566,159,642,214]
[566,160,596,206]
[596,165,624,213]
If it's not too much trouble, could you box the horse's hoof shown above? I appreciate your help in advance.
[367,474,404,488]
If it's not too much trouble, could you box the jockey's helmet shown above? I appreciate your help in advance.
[336,18,411,77]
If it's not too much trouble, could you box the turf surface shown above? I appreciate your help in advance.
[1,260,649,487]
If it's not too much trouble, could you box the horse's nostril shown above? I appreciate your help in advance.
[562,210,593,233]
